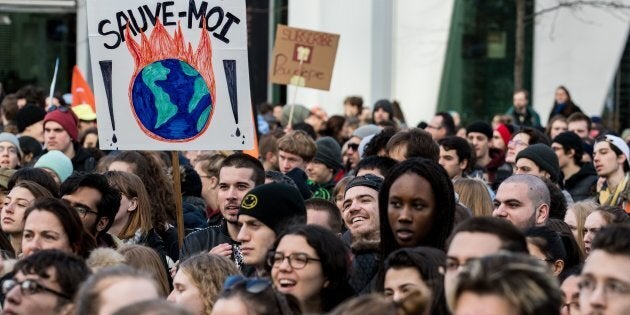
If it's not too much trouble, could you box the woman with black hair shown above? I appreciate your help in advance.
[382,247,448,315]
[379,157,456,261]
[268,224,353,314]
[548,85,583,121]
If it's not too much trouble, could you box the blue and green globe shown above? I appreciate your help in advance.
[131,58,212,141]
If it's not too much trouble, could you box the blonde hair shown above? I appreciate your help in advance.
[568,200,597,254]
[118,245,170,297]
[179,253,240,315]
[453,178,493,217]
[104,171,153,240]
[193,152,228,178]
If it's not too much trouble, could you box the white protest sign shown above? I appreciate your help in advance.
[87,0,253,150]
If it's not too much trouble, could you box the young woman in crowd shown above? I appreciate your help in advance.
[168,253,240,315]
[267,224,353,314]
[583,205,630,255]
[21,196,95,258]
[549,86,582,121]
[453,178,493,217]
[564,200,597,255]
[525,226,567,277]
[1,180,53,255]
[382,247,448,315]
[107,151,179,260]
[379,157,455,260]
[118,244,171,297]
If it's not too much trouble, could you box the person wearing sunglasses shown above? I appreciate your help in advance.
[2,249,90,315]
[211,275,301,315]
[268,225,352,314]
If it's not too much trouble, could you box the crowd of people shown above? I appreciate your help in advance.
[0,84,627,314]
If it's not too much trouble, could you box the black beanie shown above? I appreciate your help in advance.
[372,100,394,121]
[553,131,584,158]
[516,143,561,183]
[345,174,383,194]
[238,183,306,234]
[466,121,493,140]
[16,104,46,133]
[314,137,343,170]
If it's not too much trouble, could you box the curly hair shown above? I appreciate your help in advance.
[179,253,240,314]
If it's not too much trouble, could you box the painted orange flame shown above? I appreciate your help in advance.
[124,19,217,111]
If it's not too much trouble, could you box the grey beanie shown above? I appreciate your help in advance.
[516,143,561,183]
[0,132,22,158]
[314,137,343,171]
[352,124,381,140]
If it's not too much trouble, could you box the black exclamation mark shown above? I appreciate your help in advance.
[99,60,117,144]
[223,60,242,143]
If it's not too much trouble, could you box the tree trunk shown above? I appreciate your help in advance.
[515,0,525,90]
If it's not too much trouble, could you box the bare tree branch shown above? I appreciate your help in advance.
[526,0,630,21]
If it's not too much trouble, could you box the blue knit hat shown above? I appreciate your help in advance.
[34,150,74,182]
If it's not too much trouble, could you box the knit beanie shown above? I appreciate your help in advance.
[351,124,381,140]
[466,121,493,140]
[314,137,343,170]
[44,108,79,141]
[495,124,512,147]
[516,143,560,183]
[345,173,384,194]
[34,150,74,182]
[238,183,307,234]
[0,132,22,158]
[372,99,394,121]
[281,104,311,127]
[16,104,47,133]
[553,131,584,158]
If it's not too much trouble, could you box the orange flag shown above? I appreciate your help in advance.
[242,107,260,159]
[71,65,95,112]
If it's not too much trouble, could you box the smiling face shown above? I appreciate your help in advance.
[271,234,326,310]
[342,186,379,238]
[1,187,36,234]
[387,173,435,247]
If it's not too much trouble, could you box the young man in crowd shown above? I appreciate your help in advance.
[15,103,46,144]
[372,99,394,125]
[580,224,630,314]
[514,143,562,185]
[567,112,592,140]
[355,156,397,179]
[438,136,474,181]
[60,173,121,248]
[40,107,96,172]
[305,198,343,237]
[594,134,630,212]
[466,121,504,183]
[552,131,597,201]
[425,112,455,141]
[493,174,550,230]
[386,128,438,162]
[306,136,344,199]
[505,89,542,128]
[276,130,317,174]
[342,174,383,294]
[180,153,265,270]
[237,183,306,275]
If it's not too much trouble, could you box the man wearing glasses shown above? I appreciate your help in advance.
[425,112,455,141]
[2,249,90,315]
[580,224,630,315]
[60,173,121,247]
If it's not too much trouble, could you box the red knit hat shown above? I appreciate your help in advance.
[495,123,512,148]
[44,108,79,141]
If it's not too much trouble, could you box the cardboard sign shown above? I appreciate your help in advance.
[270,25,340,91]
[86,0,254,150]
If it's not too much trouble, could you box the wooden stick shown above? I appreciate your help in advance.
[171,151,185,249]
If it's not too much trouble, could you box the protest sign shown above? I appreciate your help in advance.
[270,25,340,91]
[86,0,254,150]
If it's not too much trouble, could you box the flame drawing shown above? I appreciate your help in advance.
[124,18,216,142]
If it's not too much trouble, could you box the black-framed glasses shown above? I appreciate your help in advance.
[267,252,321,270]
[223,275,271,294]
[73,205,98,218]
[1,278,71,299]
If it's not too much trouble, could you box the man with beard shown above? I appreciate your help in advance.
[180,153,264,271]
[492,174,550,230]
[342,174,383,294]
[60,173,120,248]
